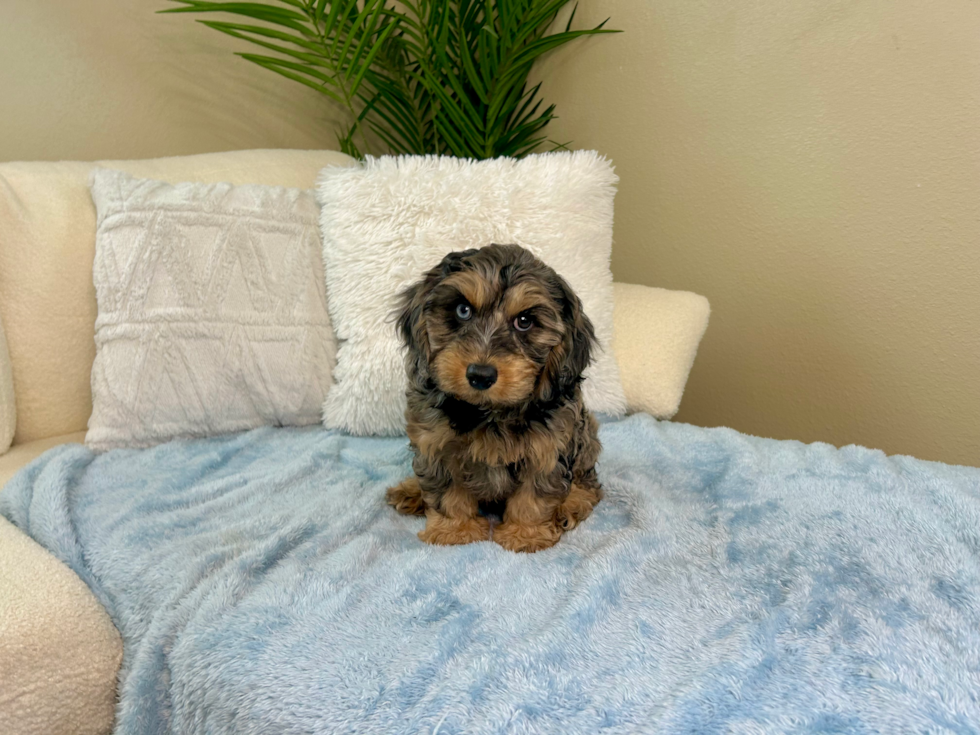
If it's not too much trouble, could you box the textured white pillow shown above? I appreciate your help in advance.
[316,152,627,436]
[87,169,335,450]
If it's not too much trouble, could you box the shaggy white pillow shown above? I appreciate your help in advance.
[316,152,627,436]
[87,169,335,450]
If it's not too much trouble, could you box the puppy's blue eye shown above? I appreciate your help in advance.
[456,303,473,321]
[514,314,534,332]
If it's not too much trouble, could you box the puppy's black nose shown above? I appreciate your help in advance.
[466,364,498,390]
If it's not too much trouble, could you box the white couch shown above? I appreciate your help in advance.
[0,149,709,734]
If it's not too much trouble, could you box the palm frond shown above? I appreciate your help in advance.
[160,0,620,158]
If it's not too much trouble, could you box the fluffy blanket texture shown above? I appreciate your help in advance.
[2,415,979,734]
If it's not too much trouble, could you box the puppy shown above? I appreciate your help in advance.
[386,244,602,553]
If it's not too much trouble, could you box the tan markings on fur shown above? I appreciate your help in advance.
[467,422,562,474]
[468,400,578,472]
[494,483,562,553]
[408,415,456,459]
[555,483,601,530]
[466,428,529,468]
[419,510,491,545]
[386,476,426,515]
[432,344,476,398]
[488,353,540,405]
[395,245,604,552]
[440,483,479,518]
[433,345,539,407]
[502,281,552,318]
[418,484,490,545]
[447,271,495,310]
[534,341,567,401]
[524,426,562,473]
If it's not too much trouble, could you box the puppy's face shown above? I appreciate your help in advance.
[397,244,596,407]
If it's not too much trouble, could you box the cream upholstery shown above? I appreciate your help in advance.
[0,431,87,491]
[613,283,711,419]
[0,149,355,446]
[0,433,104,733]
[0,315,13,453]
[0,511,122,735]
[0,149,356,735]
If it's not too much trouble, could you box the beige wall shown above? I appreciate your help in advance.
[0,0,345,162]
[535,0,980,466]
[2,0,978,465]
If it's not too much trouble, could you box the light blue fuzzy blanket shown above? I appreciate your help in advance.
[3,415,980,734]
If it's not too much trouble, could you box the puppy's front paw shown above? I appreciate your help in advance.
[555,483,601,531]
[418,514,491,546]
[386,478,426,516]
[493,521,561,553]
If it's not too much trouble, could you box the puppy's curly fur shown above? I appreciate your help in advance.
[386,244,602,553]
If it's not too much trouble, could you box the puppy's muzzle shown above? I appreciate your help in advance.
[466,363,498,390]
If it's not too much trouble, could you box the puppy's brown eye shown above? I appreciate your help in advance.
[514,314,534,332]
[456,303,473,321]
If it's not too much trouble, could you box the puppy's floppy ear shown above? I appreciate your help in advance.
[559,274,597,381]
[395,280,425,352]
[537,273,597,401]
[394,276,434,382]
[394,249,478,380]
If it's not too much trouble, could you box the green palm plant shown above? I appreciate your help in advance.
[160,0,618,159]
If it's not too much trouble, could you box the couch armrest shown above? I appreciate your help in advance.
[612,282,710,419]
[0,432,87,492]
[0,314,14,454]
[0,515,121,735]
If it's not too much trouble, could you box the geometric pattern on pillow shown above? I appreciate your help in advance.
[86,169,335,450]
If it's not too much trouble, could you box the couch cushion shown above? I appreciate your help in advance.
[0,432,86,490]
[0,149,354,445]
[612,283,711,419]
[0,513,122,735]
[0,314,14,453]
